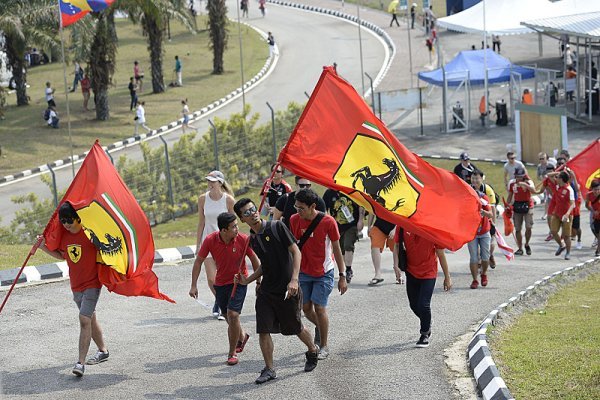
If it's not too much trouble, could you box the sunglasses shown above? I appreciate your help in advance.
[242,205,258,217]
[298,183,311,188]
[294,205,308,212]
[59,217,75,225]
[275,170,283,173]
[508,157,516,160]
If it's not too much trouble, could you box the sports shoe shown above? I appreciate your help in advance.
[525,245,532,256]
[595,249,599,257]
[514,249,524,256]
[345,267,353,284]
[470,280,479,289]
[576,241,583,250]
[314,326,321,347]
[564,252,570,260]
[255,367,276,384]
[217,313,226,321]
[489,255,496,269]
[86,350,109,365]
[212,302,220,318]
[593,238,598,247]
[317,346,329,360]
[236,333,250,353]
[416,334,430,348]
[227,355,239,366]
[304,345,319,372]
[72,362,85,377]
[481,274,488,287]
[545,233,554,242]
[555,246,566,256]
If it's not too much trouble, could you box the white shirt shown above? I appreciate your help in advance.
[136,105,146,123]
[45,87,54,102]
[47,110,57,125]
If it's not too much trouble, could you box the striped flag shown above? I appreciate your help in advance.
[494,230,514,261]
[60,0,114,27]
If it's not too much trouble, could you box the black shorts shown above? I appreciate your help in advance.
[572,215,580,231]
[593,219,600,235]
[214,284,247,314]
[255,288,303,336]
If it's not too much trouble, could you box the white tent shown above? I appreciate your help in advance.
[437,0,600,36]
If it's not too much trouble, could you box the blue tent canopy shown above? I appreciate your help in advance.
[418,49,535,87]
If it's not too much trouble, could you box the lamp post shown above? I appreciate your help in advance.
[235,0,246,111]
[356,0,365,95]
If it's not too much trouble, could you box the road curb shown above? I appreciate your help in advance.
[467,256,600,400]
[0,22,276,185]
[0,245,198,289]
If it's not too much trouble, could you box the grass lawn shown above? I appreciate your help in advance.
[0,158,506,271]
[491,272,600,400]
[0,16,268,175]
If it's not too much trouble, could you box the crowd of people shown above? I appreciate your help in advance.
[37,146,598,382]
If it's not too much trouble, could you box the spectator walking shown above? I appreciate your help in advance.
[367,215,395,285]
[492,34,501,53]
[45,81,56,107]
[196,170,236,320]
[259,0,266,16]
[394,227,451,347]
[70,62,83,92]
[174,55,182,86]
[267,32,276,58]
[585,180,600,256]
[549,171,575,260]
[323,189,364,283]
[260,164,292,219]
[39,202,110,377]
[81,73,91,112]
[507,167,535,256]
[389,1,400,27]
[503,151,527,188]
[189,212,260,366]
[453,152,480,184]
[289,188,348,360]
[181,99,197,133]
[273,176,326,228]
[134,101,151,134]
[410,3,416,29]
[134,60,144,93]
[471,170,498,268]
[234,198,320,384]
[241,0,249,18]
[128,77,138,111]
[468,192,494,289]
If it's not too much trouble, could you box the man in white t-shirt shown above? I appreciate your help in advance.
[45,81,56,107]
[503,151,526,188]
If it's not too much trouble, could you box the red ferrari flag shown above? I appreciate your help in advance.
[279,66,481,250]
[566,138,600,198]
[44,141,174,303]
[59,0,114,27]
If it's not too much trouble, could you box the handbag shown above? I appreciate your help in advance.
[397,228,408,272]
[513,201,530,214]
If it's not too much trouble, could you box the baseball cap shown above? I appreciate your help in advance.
[514,167,526,177]
[205,170,225,183]
[459,152,470,161]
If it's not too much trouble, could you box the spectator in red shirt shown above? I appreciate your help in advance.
[467,192,494,289]
[585,180,600,256]
[507,167,536,256]
[39,202,109,377]
[394,228,451,348]
[189,212,260,366]
[290,189,347,361]
[550,171,575,260]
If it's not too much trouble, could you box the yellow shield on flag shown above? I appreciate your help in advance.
[333,134,420,217]
[67,244,82,263]
[586,168,600,189]
[77,200,129,275]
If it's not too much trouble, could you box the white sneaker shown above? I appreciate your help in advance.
[576,241,583,250]
[593,238,598,248]
[317,346,329,360]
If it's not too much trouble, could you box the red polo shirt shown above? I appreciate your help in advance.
[198,232,255,286]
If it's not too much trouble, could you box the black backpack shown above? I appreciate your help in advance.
[43,108,51,121]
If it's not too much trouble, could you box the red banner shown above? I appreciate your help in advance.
[566,138,600,198]
[279,67,481,250]
[44,141,174,303]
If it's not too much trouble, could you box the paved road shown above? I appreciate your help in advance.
[1,206,597,399]
[0,1,387,226]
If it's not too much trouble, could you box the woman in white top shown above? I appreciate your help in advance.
[196,170,235,318]
[134,101,151,135]
[181,99,197,133]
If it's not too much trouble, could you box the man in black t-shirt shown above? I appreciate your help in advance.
[274,176,325,228]
[260,164,292,219]
[322,189,364,283]
[234,198,320,384]
[453,152,480,184]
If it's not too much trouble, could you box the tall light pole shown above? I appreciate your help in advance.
[236,0,246,111]
[356,0,365,94]
[483,0,489,126]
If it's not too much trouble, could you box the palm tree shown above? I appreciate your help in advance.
[206,0,228,74]
[0,0,59,106]
[88,10,117,120]
[116,0,195,94]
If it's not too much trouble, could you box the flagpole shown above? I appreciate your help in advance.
[58,0,76,178]
[0,238,42,316]
[356,0,365,95]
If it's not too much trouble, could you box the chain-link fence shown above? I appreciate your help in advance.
[0,101,305,245]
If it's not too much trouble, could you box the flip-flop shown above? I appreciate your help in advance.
[368,278,384,286]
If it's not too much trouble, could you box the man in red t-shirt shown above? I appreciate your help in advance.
[467,193,494,289]
[585,180,600,256]
[549,171,575,260]
[394,228,451,348]
[40,202,109,377]
[507,167,536,256]
[290,189,347,361]
[189,212,260,366]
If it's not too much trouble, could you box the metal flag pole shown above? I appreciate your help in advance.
[483,0,489,127]
[356,0,365,95]
[235,0,246,111]
[58,0,76,177]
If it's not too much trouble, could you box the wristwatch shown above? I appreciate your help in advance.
[339,272,346,277]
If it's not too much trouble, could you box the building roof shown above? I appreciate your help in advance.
[521,11,600,39]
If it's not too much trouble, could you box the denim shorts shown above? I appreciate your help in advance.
[467,232,491,264]
[214,283,247,314]
[73,287,101,318]
[299,269,334,306]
